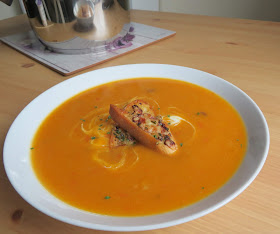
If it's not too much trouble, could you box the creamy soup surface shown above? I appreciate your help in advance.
[31,78,247,216]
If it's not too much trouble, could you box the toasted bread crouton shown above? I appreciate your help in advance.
[109,100,177,155]
[123,99,156,117]
[110,124,136,148]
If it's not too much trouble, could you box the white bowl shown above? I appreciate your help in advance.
[3,64,269,231]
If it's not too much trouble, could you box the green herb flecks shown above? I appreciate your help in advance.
[180,143,183,147]
[98,128,101,130]
[151,121,156,124]
[114,130,125,142]
[241,144,243,148]
[107,132,111,134]
[168,122,171,125]
[202,187,205,189]
[99,124,103,127]
[236,139,239,141]
[94,106,98,108]
[91,136,96,140]
[80,118,85,122]
[30,147,34,150]
[106,115,112,122]
[167,115,171,117]
[196,112,207,116]
[99,119,103,121]
[104,196,111,200]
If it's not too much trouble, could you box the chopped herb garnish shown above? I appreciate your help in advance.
[99,119,103,121]
[151,121,156,124]
[158,108,160,110]
[94,106,98,108]
[115,135,121,140]
[236,139,239,141]
[91,136,96,140]
[196,112,200,115]
[154,135,157,138]
[167,115,170,117]
[30,147,34,150]
[80,118,85,122]
[104,196,111,200]
[133,142,136,145]
[99,124,103,127]
[241,144,243,148]
[107,132,111,134]
[98,128,101,130]
[180,143,183,147]
[202,187,205,189]
[105,115,111,122]
[168,122,171,125]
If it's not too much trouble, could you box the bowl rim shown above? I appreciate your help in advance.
[3,64,270,231]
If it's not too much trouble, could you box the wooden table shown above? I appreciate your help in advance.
[0,10,279,233]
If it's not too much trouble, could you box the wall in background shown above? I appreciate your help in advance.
[159,0,280,22]
[131,0,280,21]
[130,0,159,11]
[0,0,22,20]
[1,0,280,21]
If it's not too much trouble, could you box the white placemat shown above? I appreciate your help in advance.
[1,22,175,76]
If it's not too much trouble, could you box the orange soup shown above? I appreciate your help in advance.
[31,78,247,216]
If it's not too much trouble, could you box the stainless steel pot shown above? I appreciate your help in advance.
[1,0,130,54]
